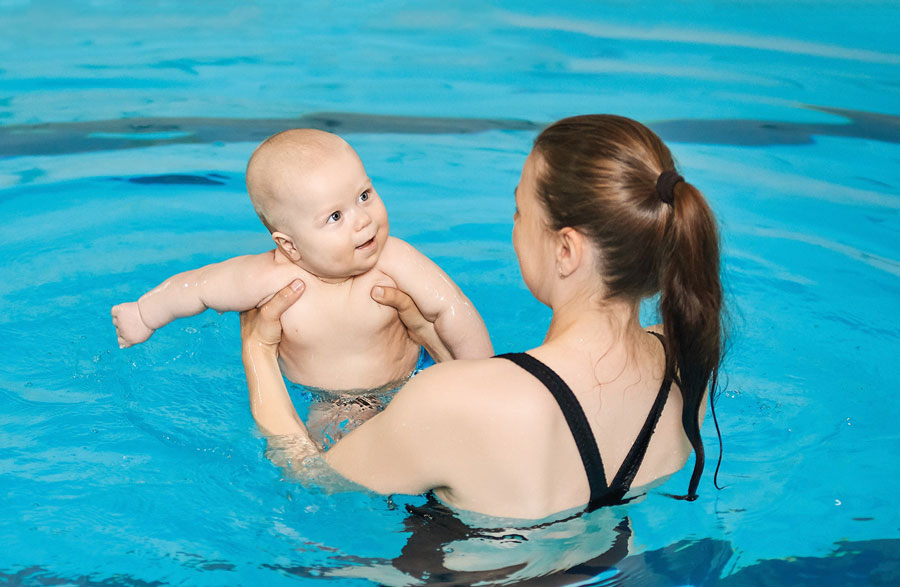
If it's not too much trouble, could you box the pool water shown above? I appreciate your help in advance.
[2,1,899,585]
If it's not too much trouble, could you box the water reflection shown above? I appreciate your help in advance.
[265,507,900,586]
[390,496,632,585]
[269,497,637,586]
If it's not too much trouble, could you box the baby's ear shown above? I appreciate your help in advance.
[272,232,302,262]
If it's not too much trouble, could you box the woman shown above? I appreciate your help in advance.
[241,114,723,520]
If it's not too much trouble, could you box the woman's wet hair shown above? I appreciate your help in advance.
[532,114,724,499]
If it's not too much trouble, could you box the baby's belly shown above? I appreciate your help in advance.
[277,327,421,393]
[273,269,421,392]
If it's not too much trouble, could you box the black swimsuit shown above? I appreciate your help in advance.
[496,332,673,511]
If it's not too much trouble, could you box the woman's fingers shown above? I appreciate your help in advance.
[371,285,453,362]
[371,284,417,315]
[260,279,305,321]
[371,285,431,333]
[241,279,305,346]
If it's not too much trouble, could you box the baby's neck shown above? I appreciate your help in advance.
[302,266,377,287]
[312,274,355,286]
[273,248,370,286]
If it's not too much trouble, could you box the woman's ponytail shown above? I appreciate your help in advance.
[533,114,725,499]
[660,181,723,499]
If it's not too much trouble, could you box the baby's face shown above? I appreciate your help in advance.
[279,147,389,280]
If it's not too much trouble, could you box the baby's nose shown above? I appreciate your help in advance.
[354,210,372,230]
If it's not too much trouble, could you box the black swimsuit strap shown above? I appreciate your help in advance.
[496,333,674,510]
[607,331,674,494]
[495,352,610,504]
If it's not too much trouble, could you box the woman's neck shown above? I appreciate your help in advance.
[544,291,644,352]
[539,292,653,389]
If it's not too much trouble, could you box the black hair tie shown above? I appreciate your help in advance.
[656,170,684,205]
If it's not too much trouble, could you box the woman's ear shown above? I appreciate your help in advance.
[272,232,302,262]
[556,227,584,278]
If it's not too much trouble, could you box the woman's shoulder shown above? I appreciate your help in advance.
[411,356,534,391]
[392,355,554,416]
[396,358,555,438]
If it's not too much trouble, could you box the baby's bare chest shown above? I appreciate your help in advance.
[278,271,400,347]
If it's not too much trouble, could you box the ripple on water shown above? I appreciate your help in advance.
[748,226,900,278]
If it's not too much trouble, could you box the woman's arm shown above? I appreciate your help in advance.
[239,279,318,458]
[240,280,456,494]
[323,366,456,495]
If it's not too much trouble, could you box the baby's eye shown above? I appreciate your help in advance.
[327,211,342,223]
[359,191,369,203]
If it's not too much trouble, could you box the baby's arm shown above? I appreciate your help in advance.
[378,237,493,359]
[112,251,298,348]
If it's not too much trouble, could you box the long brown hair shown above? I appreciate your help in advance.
[532,114,723,499]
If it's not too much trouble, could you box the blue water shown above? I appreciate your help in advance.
[2,1,899,585]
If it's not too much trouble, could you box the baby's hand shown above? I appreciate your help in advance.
[111,302,155,348]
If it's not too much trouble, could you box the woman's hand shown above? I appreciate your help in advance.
[240,279,305,351]
[371,285,454,363]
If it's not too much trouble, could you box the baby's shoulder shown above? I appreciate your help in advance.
[376,236,436,276]
[225,248,284,270]
[379,236,418,260]
[233,249,312,291]
[258,249,310,276]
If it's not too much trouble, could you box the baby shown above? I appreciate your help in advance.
[111,129,493,442]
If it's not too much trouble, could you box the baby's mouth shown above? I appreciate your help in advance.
[356,237,376,250]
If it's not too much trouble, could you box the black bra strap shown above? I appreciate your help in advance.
[495,352,609,502]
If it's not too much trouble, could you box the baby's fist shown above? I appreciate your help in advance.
[111,302,155,348]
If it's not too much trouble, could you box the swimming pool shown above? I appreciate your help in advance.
[2,1,899,584]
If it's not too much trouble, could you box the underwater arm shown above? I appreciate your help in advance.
[379,238,493,360]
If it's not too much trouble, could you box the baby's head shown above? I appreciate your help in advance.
[246,129,389,281]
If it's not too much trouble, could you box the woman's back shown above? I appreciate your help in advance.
[525,329,692,506]
[366,326,694,519]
